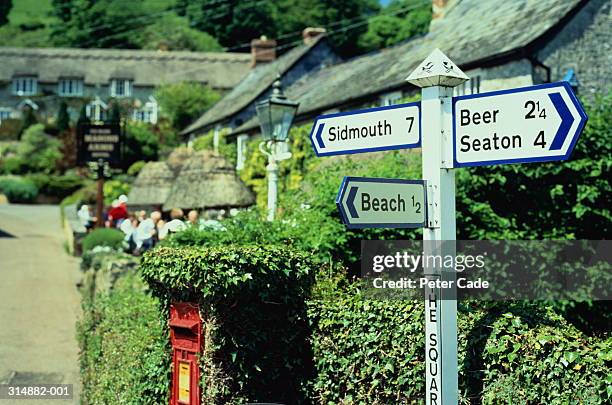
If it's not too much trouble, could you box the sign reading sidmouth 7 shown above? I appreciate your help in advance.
[310,102,421,156]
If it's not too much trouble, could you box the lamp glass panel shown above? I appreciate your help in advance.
[270,102,297,142]
[255,102,273,141]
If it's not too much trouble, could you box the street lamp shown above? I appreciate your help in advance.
[255,76,299,221]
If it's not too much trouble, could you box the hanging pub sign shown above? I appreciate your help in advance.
[77,122,122,165]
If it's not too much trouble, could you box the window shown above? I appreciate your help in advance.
[236,134,249,170]
[0,108,12,121]
[110,79,132,97]
[380,91,403,107]
[12,76,38,96]
[132,97,158,124]
[454,76,481,96]
[58,78,83,96]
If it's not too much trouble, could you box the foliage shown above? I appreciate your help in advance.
[155,82,220,130]
[359,0,431,51]
[82,228,125,253]
[308,286,610,403]
[27,172,84,198]
[192,128,237,165]
[107,102,121,123]
[0,0,12,26]
[50,0,148,48]
[103,179,131,205]
[127,160,146,177]
[59,181,96,211]
[0,118,21,141]
[0,175,38,202]
[19,106,38,138]
[14,124,62,173]
[56,101,70,132]
[140,245,316,404]
[135,13,222,52]
[123,121,159,167]
[185,0,380,57]
[78,266,169,404]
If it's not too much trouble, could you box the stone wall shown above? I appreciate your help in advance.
[537,0,611,97]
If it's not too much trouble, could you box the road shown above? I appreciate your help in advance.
[0,204,81,404]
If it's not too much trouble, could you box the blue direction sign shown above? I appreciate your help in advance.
[336,177,426,229]
[453,81,587,167]
[310,102,421,156]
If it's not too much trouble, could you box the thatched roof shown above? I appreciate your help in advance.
[128,162,175,207]
[0,47,251,90]
[163,151,255,211]
[166,147,196,175]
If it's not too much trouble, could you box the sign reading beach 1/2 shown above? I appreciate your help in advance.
[77,122,122,165]
[336,177,426,228]
[310,102,420,156]
[453,82,587,167]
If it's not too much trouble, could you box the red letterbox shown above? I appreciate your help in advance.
[169,302,202,405]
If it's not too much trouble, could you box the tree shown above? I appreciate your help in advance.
[19,106,38,139]
[359,0,431,51]
[16,124,62,173]
[108,102,121,124]
[123,121,159,166]
[50,0,148,48]
[77,104,89,126]
[135,14,222,52]
[155,81,220,130]
[57,101,70,132]
[0,0,12,26]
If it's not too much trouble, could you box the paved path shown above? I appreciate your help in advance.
[0,204,81,404]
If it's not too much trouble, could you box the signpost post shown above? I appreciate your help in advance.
[310,47,587,405]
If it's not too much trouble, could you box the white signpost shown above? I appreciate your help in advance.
[310,102,421,156]
[453,82,587,167]
[310,47,587,405]
[336,177,426,229]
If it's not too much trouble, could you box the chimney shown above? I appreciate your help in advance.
[302,27,326,45]
[251,35,277,68]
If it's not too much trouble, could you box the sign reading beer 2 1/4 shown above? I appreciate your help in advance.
[77,123,122,165]
[453,82,587,167]
[310,102,420,156]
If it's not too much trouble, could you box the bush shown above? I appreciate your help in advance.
[308,285,611,404]
[127,160,146,177]
[124,122,159,167]
[155,82,220,130]
[27,173,84,198]
[0,175,38,202]
[82,228,125,253]
[78,265,169,404]
[15,124,62,173]
[103,179,131,205]
[140,245,316,404]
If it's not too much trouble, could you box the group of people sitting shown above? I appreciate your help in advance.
[77,195,213,255]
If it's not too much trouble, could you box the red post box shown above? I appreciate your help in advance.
[169,302,202,405]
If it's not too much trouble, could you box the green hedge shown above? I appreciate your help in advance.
[27,172,84,198]
[0,175,38,202]
[78,263,169,404]
[308,283,611,404]
[140,245,316,404]
[82,228,125,253]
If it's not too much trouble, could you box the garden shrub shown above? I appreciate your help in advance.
[0,175,38,202]
[140,245,316,405]
[27,172,84,198]
[15,124,62,173]
[78,266,169,404]
[127,160,146,177]
[82,228,125,253]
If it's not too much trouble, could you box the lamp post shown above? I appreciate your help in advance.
[255,77,299,221]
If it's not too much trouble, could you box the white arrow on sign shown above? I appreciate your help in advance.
[336,177,426,229]
[310,102,421,156]
[453,81,588,167]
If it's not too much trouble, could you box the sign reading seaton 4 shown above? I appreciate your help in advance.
[310,102,421,156]
[336,177,426,228]
[453,82,587,167]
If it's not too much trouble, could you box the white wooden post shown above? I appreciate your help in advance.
[407,49,468,405]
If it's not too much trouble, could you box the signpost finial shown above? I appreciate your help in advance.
[406,48,468,88]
